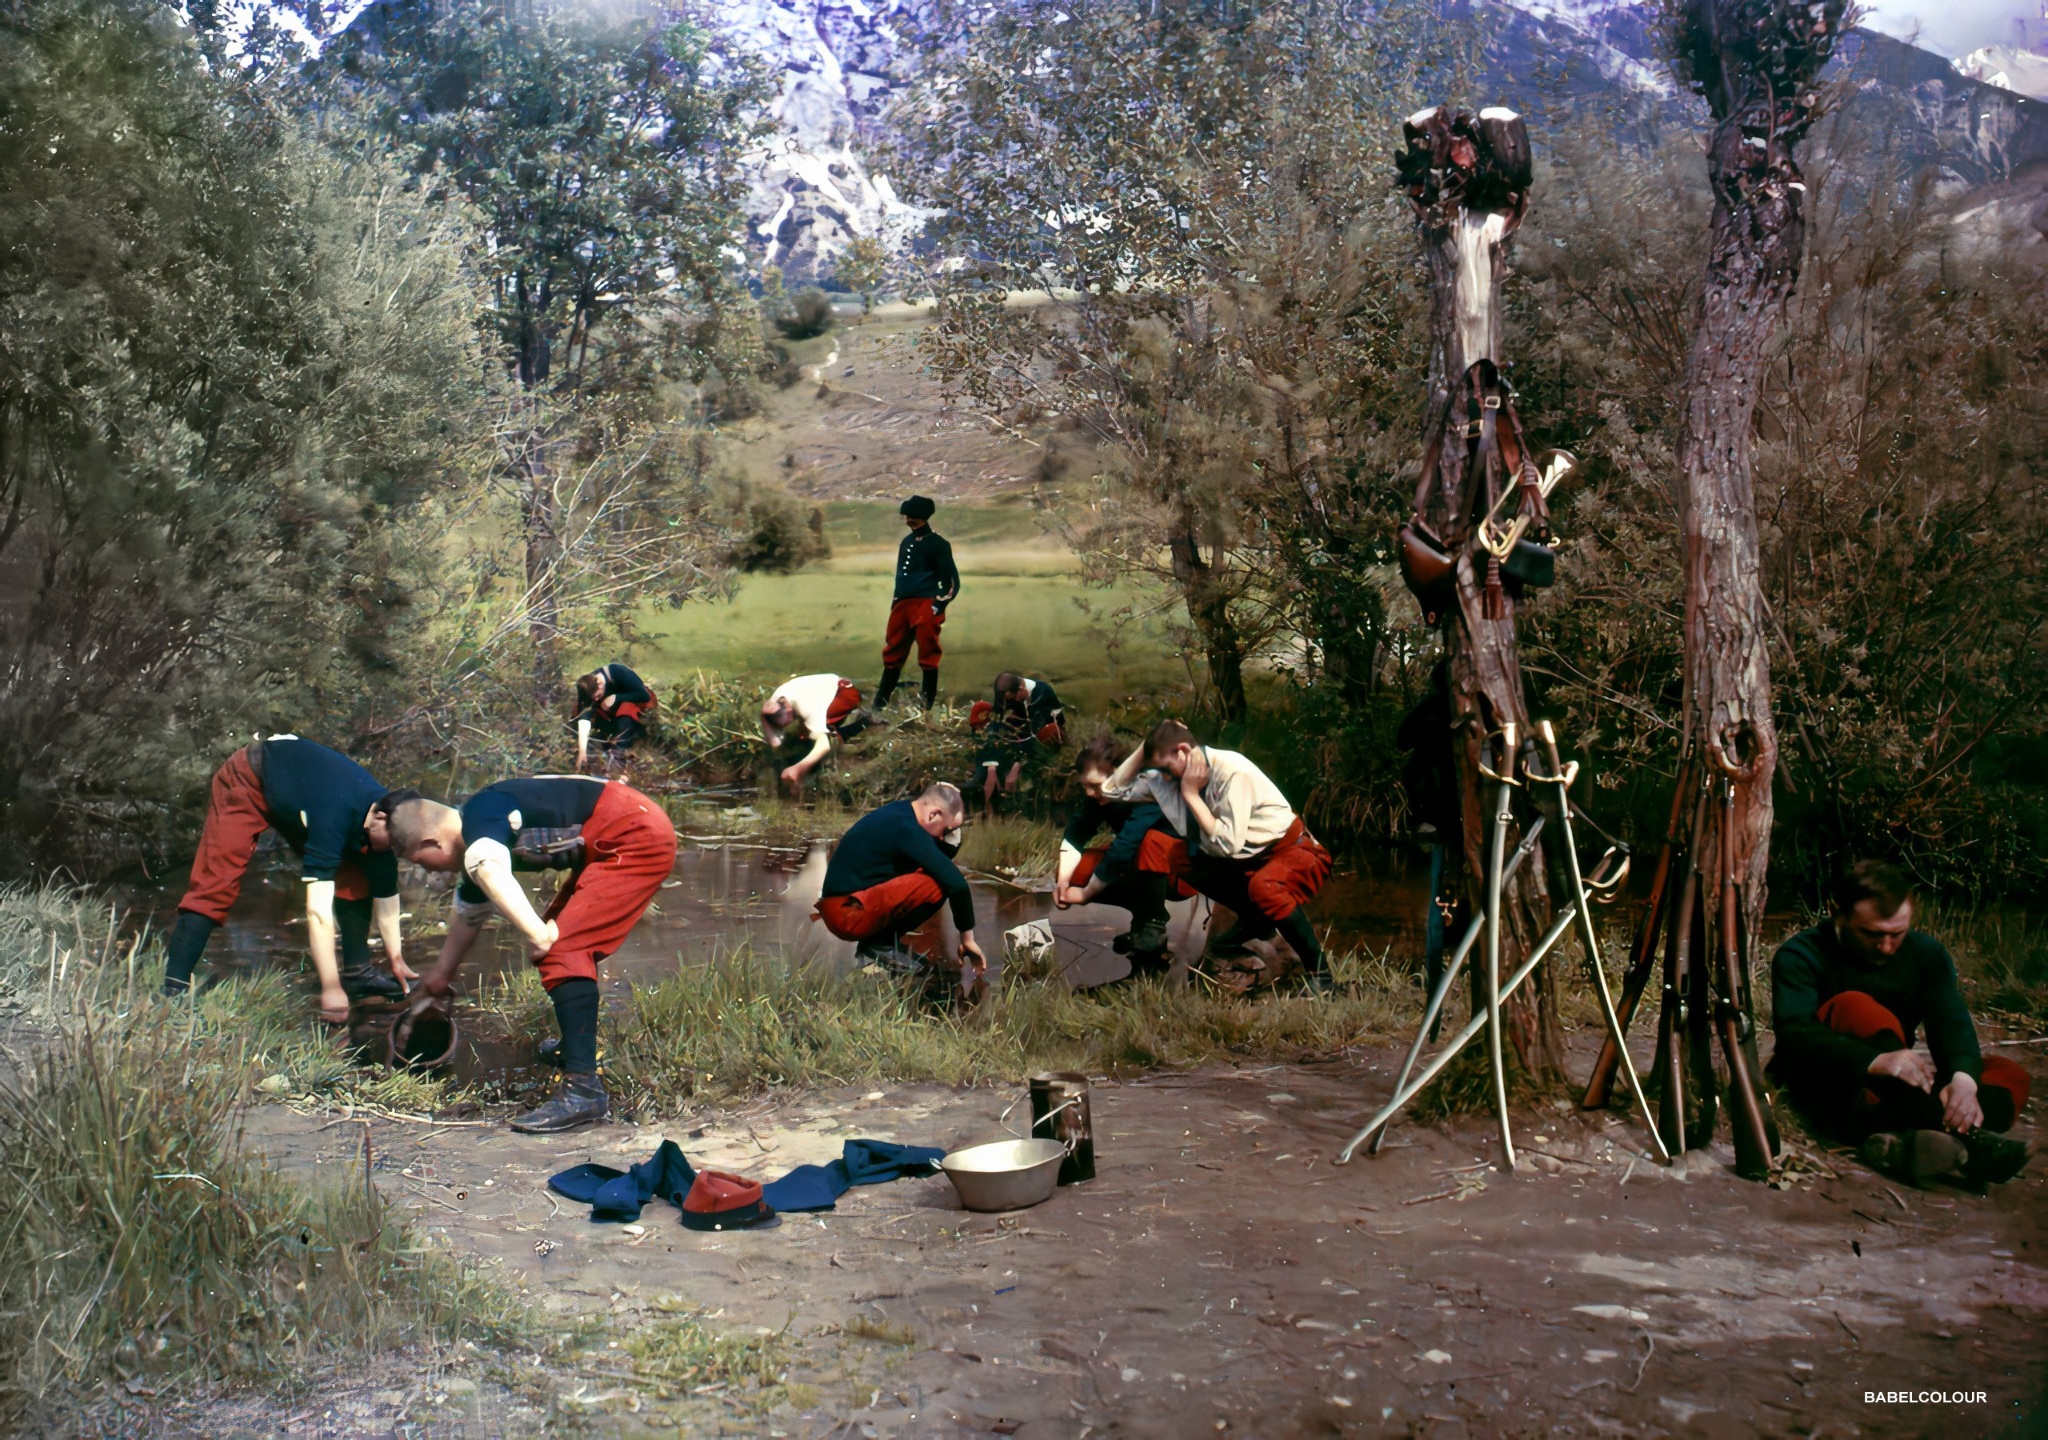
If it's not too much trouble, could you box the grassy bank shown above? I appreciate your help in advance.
[467,945,1420,1120]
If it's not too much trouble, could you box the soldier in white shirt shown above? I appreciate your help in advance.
[1110,719,1333,985]
[760,674,880,791]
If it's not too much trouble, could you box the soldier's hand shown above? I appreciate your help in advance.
[1940,1072,1984,1132]
[1868,1047,1935,1092]
[527,920,559,961]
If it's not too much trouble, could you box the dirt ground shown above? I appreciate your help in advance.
[151,1030,2046,1440]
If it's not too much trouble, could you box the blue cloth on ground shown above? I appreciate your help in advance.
[547,1138,944,1223]
[759,1139,946,1213]
[547,1138,698,1223]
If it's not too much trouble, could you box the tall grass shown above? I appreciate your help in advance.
[596,944,1419,1117]
[0,1003,531,1422]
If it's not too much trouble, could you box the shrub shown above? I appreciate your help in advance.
[771,286,837,340]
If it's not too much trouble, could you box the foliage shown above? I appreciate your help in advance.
[595,942,1417,1118]
[721,480,833,574]
[330,0,772,690]
[0,0,483,869]
[1513,117,2048,897]
[0,999,528,1419]
[890,0,1467,720]
[835,235,890,314]
[771,286,839,341]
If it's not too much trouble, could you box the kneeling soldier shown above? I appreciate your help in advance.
[573,663,656,769]
[164,736,413,1021]
[1055,734,1189,978]
[760,673,879,791]
[1118,720,1332,988]
[973,671,1065,817]
[818,783,987,988]
[1770,860,2030,1188]
[388,777,678,1133]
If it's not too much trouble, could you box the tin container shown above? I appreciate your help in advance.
[1029,1070,1095,1185]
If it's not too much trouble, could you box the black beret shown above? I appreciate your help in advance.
[899,495,936,520]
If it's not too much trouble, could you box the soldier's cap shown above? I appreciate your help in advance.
[899,495,936,520]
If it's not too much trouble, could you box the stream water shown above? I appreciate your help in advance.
[131,835,1439,998]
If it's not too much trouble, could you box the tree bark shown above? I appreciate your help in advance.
[1401,108,1567,1081]
[1169,510,1249,722]
[1672,0,1843,932]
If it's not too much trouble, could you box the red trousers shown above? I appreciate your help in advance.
[612,696,654,724]
[1188,818,1331,923]
[536,782,677,988]
[882,598,945,670]
[1818,991,2031,1118]
[178,747,369,922]
[817,872,946,943]
[1071,830,1195,899]
[826,679,862,728]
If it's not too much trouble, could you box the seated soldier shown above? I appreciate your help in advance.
[760,673,879,792]
[817,783,988,988]
[1113,720,1333,988]
[573,663,656,769]
[972,671,1065,817]
[387,776,677,1134]
[1770,860,2030,1188]
[1054,734,1190,979]
[163,735,413,1021]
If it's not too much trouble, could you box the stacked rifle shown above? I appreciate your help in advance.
[1581,757,1780,1178]
[1337,720,1664,1170]
[1338,726,1781,1179]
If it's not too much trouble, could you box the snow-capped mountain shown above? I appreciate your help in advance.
[716,1,932,285]
[1955,42,2048,102]
[718,0,2048,280]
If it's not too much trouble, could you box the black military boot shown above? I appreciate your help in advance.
[920,668,940,711]
[509,1072,609,1134]
[1960,1131,2031,1188]
[161,909,217,994]
[874,665,904,708]
[340,963,405,1003]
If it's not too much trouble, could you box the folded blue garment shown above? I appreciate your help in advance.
[548,1137,944,1223]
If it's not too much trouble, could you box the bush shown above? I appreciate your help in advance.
[723,487,832,574]
[771,286,837,340]
[0,1007,527,1421]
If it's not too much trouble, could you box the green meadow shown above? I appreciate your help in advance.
[637,501,1192,713]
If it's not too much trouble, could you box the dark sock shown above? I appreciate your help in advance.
[335,897,374,970]
[550,978,602,1075]
[162,909,217,993]
[921,669,939,709]
[875,666,903,708]
[1277,911,1324,973]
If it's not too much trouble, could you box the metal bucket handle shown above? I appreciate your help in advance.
[998,1092,1082,1153]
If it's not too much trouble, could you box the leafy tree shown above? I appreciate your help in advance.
[891,0,1464,723]
[835,234,889,315]
[330,0,770,687]
[0,0,482,866]
[1516,114,2048,899]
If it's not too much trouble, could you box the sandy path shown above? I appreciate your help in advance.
[232,1042,2044,1439]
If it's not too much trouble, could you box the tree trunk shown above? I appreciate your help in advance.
[1169,512,1248,722]
[1402,107,1567,1081]
[513,395,560,699]
[1672,0,1842,932]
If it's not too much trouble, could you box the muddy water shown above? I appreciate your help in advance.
[133,835,1438,998]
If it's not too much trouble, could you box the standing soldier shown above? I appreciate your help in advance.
[163,736,414,1021]
[874,495,959,712]
[573,663,656,769]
